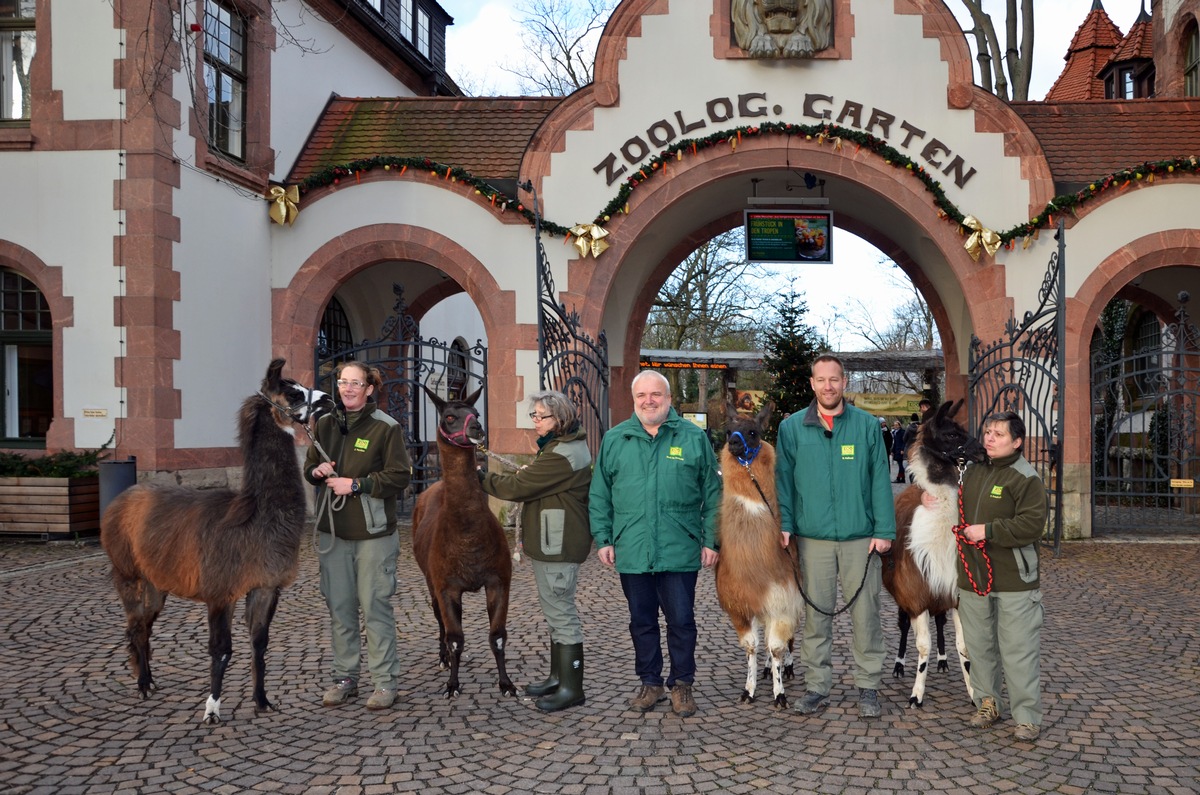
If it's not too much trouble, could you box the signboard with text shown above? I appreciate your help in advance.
[744,210,833,264]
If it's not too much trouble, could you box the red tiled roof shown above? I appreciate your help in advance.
[1013,99,1200,187]
[287,96,562,184]
[1044,8,1124,102]
[1106,15,1154,66]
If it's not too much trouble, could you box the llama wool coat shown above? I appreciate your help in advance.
[589,408,721,575]
[480,424,593,564]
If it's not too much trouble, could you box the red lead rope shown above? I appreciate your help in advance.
[952,467,993,596]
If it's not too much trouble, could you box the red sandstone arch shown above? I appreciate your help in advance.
[272,224,534,453]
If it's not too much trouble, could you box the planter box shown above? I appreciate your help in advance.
[0,476,100,538]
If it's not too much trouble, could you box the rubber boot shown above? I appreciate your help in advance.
[524,641,560,697]
[536,643,585,712]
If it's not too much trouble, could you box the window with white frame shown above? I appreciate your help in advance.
[417,7,430,58]
[203,0,247,160]
[0,0,35,121]
[0,269,51,444]
[399,0,413,42]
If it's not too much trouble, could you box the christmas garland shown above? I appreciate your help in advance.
[293,124,1199,253]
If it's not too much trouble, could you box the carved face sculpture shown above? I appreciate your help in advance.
[732,0,833,59]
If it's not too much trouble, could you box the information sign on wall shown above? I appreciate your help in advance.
[744,210,833,264]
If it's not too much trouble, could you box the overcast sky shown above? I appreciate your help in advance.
[434,1,1150,349]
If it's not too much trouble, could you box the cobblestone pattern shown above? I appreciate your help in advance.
[0,531,1196,794]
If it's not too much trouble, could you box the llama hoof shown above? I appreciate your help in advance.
[892,662,905,678]
[937,660,949,673]
[907,696,923,709]
[442,686,462,698]
[740,690,754,703]
[254,699,277,715]
[782,665,795,681]
[203,712,222,725]
[499,682,518,697]
[774,694,789,710]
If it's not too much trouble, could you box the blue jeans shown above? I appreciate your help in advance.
[619,571,698,687]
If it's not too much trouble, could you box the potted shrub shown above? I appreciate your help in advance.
[0,445,108,539]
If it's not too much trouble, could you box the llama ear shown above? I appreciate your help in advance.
[421,383,447,414]
[462,384,484,408]
[756,400,774,428]
[264,358,286,390]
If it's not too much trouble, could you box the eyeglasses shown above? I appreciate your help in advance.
[528,412,553,421]
[336,379,367,389]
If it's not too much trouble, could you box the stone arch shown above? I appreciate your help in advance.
[0,241,74,450]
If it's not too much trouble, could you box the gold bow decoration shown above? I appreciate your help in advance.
[569,223,610,258]
[962,215,1001,262]
[266,185,300,226]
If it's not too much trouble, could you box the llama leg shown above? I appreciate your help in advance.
[737,620,758,702]
[934,611,949,673]
[782,637,795,681]
[204,603,234,724]
[951,608,973,703]
[439,593,465,698]
[245,586,281,714]
[766,620,792,709]
[894,609,910,677]
[425,577,450,670]
[114,572,166,698]
[484,581,517,697]
[908,611,931,708]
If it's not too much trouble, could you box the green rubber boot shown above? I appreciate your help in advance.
[524,641,560,697]
[535,643,585,712]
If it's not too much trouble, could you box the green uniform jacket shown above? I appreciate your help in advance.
[481,425,593,564]
[776,400,896,542]
[589,408,721,574]
[303,400,412,541]
[958,450,1046,593]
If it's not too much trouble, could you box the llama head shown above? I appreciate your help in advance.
[724,399,773,464]
[906,399,986,490]
[262,358,337,426]
[422,381,486,448]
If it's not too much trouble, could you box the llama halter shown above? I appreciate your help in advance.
[439,409,480,448]
[728,430,761,466]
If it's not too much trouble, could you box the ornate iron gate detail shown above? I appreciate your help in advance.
[1091,294,1200,534]
[525,182,609,453]
[314,283,487,502]
[967,221,1065,552]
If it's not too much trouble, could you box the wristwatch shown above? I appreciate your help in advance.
[351,478,361,495]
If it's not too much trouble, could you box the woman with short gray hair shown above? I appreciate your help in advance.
[479,390,592,711]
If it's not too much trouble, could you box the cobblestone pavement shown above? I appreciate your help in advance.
[0,529,1197,794]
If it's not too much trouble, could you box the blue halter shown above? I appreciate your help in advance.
[729,430,761,467]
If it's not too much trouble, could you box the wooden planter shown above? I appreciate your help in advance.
[0,476,100,538]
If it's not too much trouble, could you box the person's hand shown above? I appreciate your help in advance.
[598,545,615,567]
[869,538,892,554]
[962,523,987,544]
[780,531,791,549]
[327,476,356,496]
[312,461,336,479]
[701,547,718,568]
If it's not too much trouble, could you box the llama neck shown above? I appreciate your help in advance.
[435,436,482,492]
[239,402,305,517]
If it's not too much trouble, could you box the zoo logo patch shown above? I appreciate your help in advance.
[354,438,370,452]
[841,444,854,460]
[990,485,1004,498]
[667,446,684,461]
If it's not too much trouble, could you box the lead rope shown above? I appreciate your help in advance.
[299,422,346,556]
[952,461,993,596]
[479,447,525,563]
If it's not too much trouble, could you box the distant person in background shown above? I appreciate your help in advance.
[918,398,933,420]
[905,412,921,482]
[891,419,907,483]
[880,418,893,459]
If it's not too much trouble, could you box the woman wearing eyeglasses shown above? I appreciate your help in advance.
[479,390,592,711]
[304,361,411,711]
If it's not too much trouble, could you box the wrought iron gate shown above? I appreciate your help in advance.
[526,181,609,453]
[967,221,1065,552]
[1091,294,1200,534]
[314,283,487,500]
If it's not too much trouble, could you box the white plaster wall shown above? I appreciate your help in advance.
[542,1,1032,237]
[420,291,488,428]
[0,151,124,449]
[52,0,123,121]
[270,1,422,177]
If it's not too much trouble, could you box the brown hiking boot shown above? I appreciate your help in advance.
[969,696,1000,728]
[670,683,697,717]
[629,684,665,711]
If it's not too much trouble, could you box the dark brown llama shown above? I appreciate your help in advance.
[714,401,804,708]
[412,384,516,698]
[883,399,985,707]
[100,359,334,724]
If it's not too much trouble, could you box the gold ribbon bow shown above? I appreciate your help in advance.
[267,185,300,226]
[962,215,1000,262]
[569,223,610,258]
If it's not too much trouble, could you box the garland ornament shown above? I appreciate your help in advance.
[267,185,300,226]
[962,215,1000,262]
[569,222,610,258]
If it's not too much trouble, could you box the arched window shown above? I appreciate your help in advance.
[318,296,353,358]
[1185,21,1199,97]
[447,338,468,400]
[0,268,51,445]
[1131,310,1162,400]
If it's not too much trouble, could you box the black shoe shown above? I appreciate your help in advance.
[795,691,828,715]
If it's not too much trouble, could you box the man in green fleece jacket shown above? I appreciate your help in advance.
[950,410,1047,742]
